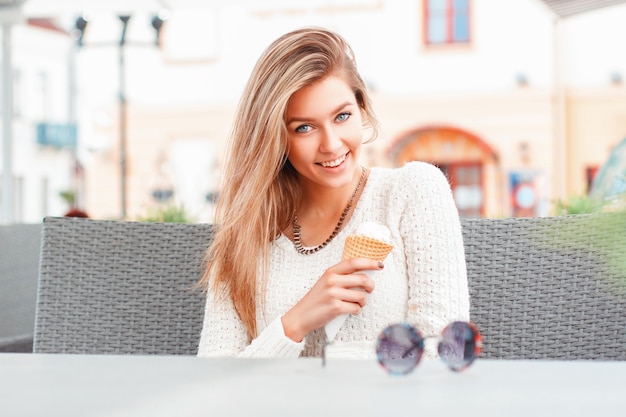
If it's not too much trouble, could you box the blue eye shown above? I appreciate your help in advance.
[295,124,312,133]
[336,112,351,122]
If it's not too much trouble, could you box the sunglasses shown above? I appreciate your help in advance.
[376,321,482,375]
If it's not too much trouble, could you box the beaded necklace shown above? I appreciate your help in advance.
[292,167,367,255]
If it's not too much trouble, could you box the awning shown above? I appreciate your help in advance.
[539,0,626,18]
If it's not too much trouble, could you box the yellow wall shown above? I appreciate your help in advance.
[85,104,235,220]
[83,86,626,219]
[566,87,626,196]
[370,89,554,217]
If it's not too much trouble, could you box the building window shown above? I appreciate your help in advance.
[438,162,483,218]
[424,0,470,45]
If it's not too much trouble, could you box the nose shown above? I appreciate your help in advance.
[319,125,342,153]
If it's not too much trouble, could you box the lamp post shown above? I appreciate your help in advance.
[74,12,167,219]
[118,15,130,219]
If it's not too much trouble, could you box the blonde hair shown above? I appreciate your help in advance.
[199,27,380,338]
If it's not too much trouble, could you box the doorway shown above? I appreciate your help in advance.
[390,126,498,218]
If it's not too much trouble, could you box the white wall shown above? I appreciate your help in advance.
[561,3,626,87]
[73,0,559,106]
[13,0,626,220]
[8,23,74,222]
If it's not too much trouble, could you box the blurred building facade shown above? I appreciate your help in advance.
[0,12,77,223]
[3,0,626,221]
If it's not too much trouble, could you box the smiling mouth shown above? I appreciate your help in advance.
[319,153,348,168]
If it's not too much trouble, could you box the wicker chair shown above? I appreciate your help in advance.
[0,223,41,353]
[34,213,626,359]
[33,217,212,355]
[462,211,626,360]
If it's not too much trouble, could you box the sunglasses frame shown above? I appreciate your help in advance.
[375,321,482,375]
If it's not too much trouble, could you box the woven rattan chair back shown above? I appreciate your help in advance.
[33,217,213,355]
[34,213,626,359]
[0,223,41,352]
[462,212,626,360]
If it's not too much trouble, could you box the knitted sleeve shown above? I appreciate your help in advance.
[397,162,470,339]
[197,285,305,358]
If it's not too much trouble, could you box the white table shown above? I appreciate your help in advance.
[1,353,625,417]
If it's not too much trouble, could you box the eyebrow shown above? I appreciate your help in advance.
[286,101,355,125]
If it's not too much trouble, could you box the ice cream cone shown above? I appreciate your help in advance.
[341,235,394,262]
[325,224,394,342]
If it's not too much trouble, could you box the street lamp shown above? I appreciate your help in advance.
[74,15,89,46]
[117,15,130,219]
[151,13,167,46]
[74,12,168,219]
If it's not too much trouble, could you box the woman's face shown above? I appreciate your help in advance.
[284,75,364,191]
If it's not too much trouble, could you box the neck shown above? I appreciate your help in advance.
[298,166,364,220]
[290,166,367,252]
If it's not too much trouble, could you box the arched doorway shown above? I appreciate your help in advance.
[390,126,499,218]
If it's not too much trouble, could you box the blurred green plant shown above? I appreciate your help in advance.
[553,194,603,215]
[137,204,195,223]
[59,190,76,207]
[537,210,626,292]
[554,193,626,215]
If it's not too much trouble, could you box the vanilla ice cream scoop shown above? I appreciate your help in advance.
[354,221,393,244]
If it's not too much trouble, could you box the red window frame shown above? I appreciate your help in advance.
[423,0,471,46]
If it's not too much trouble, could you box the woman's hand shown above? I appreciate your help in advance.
[281,258,383,342]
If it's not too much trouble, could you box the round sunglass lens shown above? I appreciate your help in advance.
[438,321,482,372]
[376,323,424,375]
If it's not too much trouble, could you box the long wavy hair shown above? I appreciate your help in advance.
[199,27,380,339]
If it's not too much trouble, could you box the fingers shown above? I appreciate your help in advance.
[325,288,368,317]
[333,298,364,316]
[283,259,381,339]
[326,272,375,294]
[283,280,368,341]
[330,257,384,275]
[334,286,369,307]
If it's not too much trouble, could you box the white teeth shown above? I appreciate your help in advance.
[320,154,346,168]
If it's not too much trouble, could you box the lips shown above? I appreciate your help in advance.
[319,153,347,168]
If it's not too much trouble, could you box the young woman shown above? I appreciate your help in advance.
[197,27,469,358]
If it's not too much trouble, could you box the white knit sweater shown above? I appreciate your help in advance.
[197,161,469,359]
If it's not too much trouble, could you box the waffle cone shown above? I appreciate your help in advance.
[341,235,393,262]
